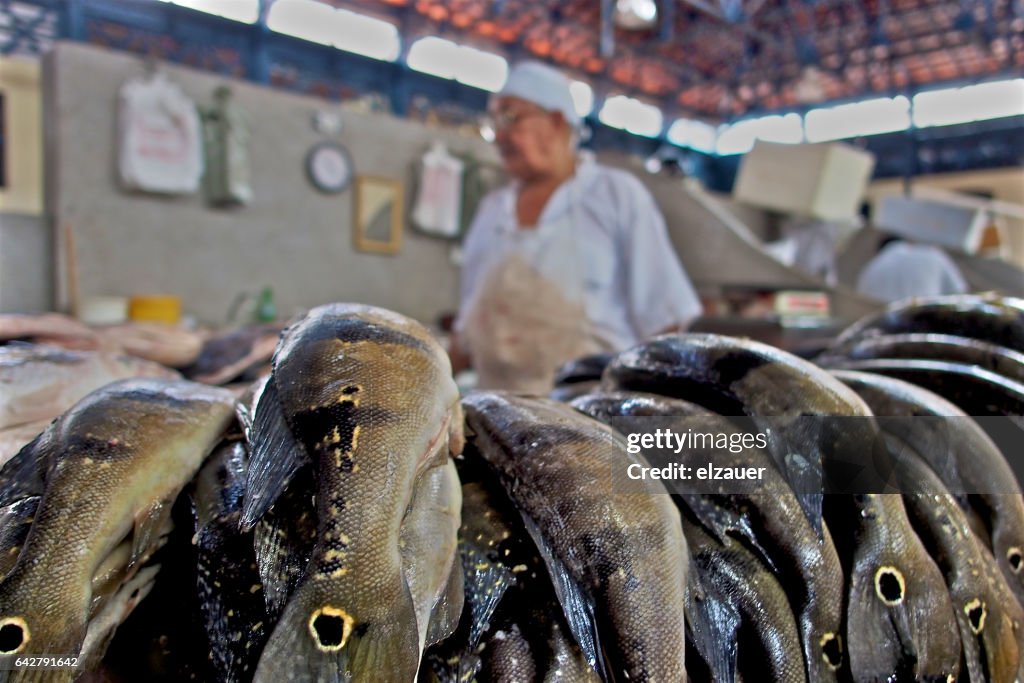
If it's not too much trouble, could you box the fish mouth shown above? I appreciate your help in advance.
[308,605,355,652]
[0,616,29,654]
[874,566,906,606]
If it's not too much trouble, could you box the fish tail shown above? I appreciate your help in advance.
[254,577,421,683]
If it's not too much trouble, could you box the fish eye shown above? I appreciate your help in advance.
[0,617,29,654]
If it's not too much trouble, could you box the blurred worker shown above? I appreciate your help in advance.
[450,61,702,392]
[856,235,969,303]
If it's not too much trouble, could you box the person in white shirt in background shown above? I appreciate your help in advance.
[856,235,969,303]
[449,60,702,393]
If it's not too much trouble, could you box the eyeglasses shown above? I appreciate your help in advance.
[482,107,549,132]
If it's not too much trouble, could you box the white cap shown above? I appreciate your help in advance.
[495,61,581,129]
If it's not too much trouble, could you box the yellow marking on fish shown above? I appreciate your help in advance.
[308,605,355,652]
[322,549,347,562]
[351,425,361,451]
[874,566,905,606]
[334,448,342,468]
[7,547,17,556]
[82,457,93,465]
[249,584,261,594]
[965,598,987,634]
[227,610,234,617]
[252,622,263,632]
[0,616,30,654]
[511,564,527,573]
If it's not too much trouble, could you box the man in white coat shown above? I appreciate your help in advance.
[857,236,969,303]
[450,61,703,392]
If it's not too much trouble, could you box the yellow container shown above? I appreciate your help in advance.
[128,295,182,324]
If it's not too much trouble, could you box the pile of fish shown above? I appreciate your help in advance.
[0,295,1019,682]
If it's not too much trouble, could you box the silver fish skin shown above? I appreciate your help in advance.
[836,370,1024,604]
[462,392,688,683]
[0,378,236,682]
[246,304,463,683]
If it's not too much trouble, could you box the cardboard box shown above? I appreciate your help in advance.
[733,141,876,221]
[874,194,1005,254]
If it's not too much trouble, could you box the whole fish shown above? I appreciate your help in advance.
[0,378,235,681]
[820,333,1024,384]
[835,370,1024,605]
[462,392,687,682]
[830,358,1024,418]
[886,439,1023,682]
[824,492,960,682]
[241,304,464,683]
[192,440,270,682]
[0,344,178,430]
[833,294,1024,353]
[681,517,806,683]
[571,391,845,681]
[602,333,884,535]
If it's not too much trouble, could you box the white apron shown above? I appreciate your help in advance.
[460,186,608,393]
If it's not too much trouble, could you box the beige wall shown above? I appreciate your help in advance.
[0,58,43,215]
[45,42,499,324]
[867,168,1024,266]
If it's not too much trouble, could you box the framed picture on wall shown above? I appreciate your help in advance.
[354,176,403,255]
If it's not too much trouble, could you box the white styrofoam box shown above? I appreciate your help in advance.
[874,194,996,254]
[733,141,876,221]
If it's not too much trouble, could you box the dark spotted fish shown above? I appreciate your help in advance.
[836,370,1024,606]
[824,492,960,682]
[184,323,285,386]
[682,517,806,683]
[602,333,882,535]
[462,392,687,682]
[192,440,269,682]
[571,391,845,681]
[886,440,1023,682]
[242,304,464,683]
[833,294,1024,353]
[0,379,236,681]
[820,333,1024,384]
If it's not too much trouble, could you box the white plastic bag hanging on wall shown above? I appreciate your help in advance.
[412,141,464,238]
[118,70,204,194]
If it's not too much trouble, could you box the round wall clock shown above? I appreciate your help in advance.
[306,141,353,194]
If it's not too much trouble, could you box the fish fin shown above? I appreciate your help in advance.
[517,511,608,682]
[241,378,309,529]
[683,496,777,574]
[254,579,421,683]
[129,498,175,571]
[685,563,739,683]
[253,467,317,622]
[425,557,464,648]
[461,544,513,647]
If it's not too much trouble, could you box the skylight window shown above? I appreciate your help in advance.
[913,79,1024,128]
[156,0,259,24]
[667,118,717,153]
[267,0,401,61]
[407,37,508,92]
[805,96,910,142]
[715,113,802,155]
[598,95,663,137]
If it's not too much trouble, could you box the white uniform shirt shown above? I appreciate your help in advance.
[456,157,703,351]
[857,242,969,303]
